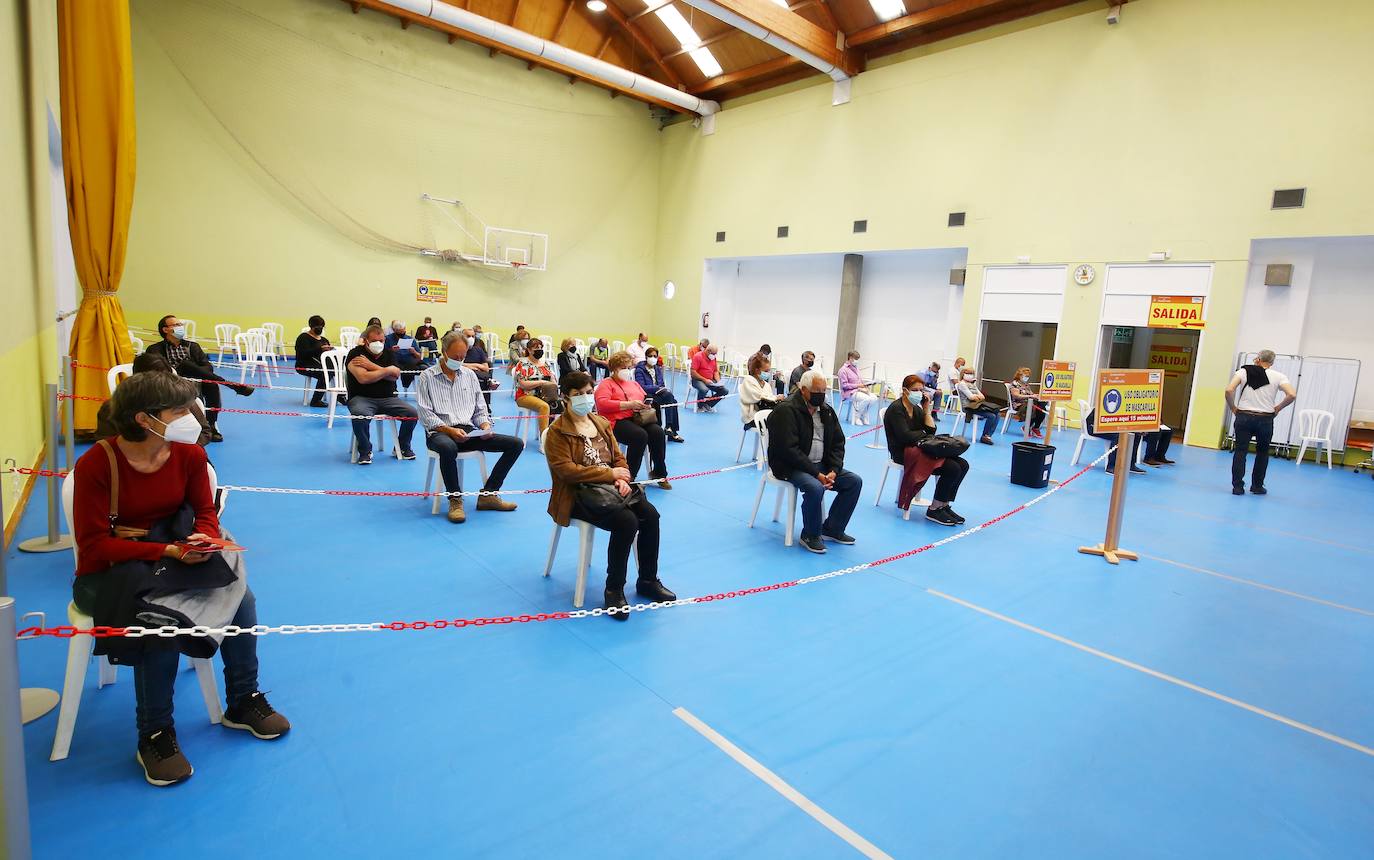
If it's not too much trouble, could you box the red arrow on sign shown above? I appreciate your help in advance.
[1180,320,1206,328]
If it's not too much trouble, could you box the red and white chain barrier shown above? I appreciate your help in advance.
[15,449,1112,639]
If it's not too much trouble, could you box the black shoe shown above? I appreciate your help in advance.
[925,507,959,527]
[400,449,417,461]
[1130,465,1147,474]
[136,728,193,787]
[944,508,966,525]
[636,578,677,602]
[604,588,630,621]
[668,432,685,443]
[1250,486,1267,495]
[309,398,327,408]
[820,529,855,545]
[233,385,254,397]
[978,436,994,446]
[209,430,224,443]
[356,452,372,465]
[1232,485,1244,495]
[1142,458,1164,466]
[799,534,827,554]
[1158,457,1177,465]
[223,692,291,740]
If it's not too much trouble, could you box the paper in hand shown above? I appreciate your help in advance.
[397,338,415,351]
[176,537,246,553]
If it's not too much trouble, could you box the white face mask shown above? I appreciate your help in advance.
[367,340,385,355]
[444,356,464,371]
[149,412,201,444]
[570,393,595,416]
[647,356,657,367]
[1020,375,1030,383]
[963,374,975,382]
[616,368,634,382]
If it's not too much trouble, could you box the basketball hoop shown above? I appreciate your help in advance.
[510,260,527,280]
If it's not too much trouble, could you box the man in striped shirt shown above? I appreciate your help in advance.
[416,331,524,523]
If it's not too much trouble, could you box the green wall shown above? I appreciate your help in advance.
[651,0,1374,446]
[121,0,664,347]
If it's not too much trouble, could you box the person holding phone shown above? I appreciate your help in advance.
[72,372,289,787]
[883,374,968,525]
[596,351,671,487]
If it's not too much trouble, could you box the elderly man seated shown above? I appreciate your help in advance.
[765,370,863,554]
[416,331,524,523]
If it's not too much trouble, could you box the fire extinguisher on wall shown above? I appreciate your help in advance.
[701,312,710,329]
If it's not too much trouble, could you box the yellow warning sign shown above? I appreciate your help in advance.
[1148,295,1205,330]
[1040,360,1076,402]
[1095,369,1163,432]
[416,279,448,303]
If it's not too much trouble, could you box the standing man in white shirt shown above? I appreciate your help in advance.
[1224,349,1297,496]
[626,333,651,366]
[416,331,524,522]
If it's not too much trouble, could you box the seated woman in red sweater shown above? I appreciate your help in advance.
[72,372,289,787]
[594,351,671,489]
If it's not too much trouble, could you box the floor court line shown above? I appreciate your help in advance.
[672,707,895,860]
[1139,552,1374,618]
[923,589,1374,759]
[1133,499,1374,556]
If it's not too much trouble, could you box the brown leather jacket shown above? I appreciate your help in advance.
[544,412,627,527]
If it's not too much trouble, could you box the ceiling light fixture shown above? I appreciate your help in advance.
[587,0,607,11]
[867,0,905,23]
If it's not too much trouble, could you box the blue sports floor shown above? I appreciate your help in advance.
[9,369,1374,858]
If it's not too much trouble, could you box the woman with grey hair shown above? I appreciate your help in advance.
[72,373,290,787]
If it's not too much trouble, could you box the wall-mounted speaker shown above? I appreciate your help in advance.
[715,231,726,243]
[852,219,867,234]
[949,267,966,286]
[776,225,789,238]
[948,212,966,227]
[1264,263,1293,286]
[1272,188,1306,209]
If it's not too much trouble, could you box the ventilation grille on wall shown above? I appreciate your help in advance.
[1272,188,1306,209]
[715,231,726,243]
[777,225,789,238]
[1264,263,1294,286]
[852,219,867,234]
[949,267,966,286]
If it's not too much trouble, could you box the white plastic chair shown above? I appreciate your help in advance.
[106,363,133,395]
[424,447,489,514]
[1070,400,1145,471]
[1295,409,1336,469]
[869,426,931,520]
[339,327,361,350]
[234,331,273,389]
[179,319,198,342]
[261,322,286,358]
[128,333,144,354]
[747,414,799,546]
[246,327,281,372]
[213,324,241,367]
[53,470,223,762]
[611,340,626,355]
[663,343,679,373]
[348,415,401,462]
[735,409,765,467]
[540,429,637,608]
[999,383,1026,436]
[320,349,349,427]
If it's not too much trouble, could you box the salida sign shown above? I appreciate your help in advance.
[1148,295,1206,330]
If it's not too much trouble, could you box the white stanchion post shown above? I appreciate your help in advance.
[17,383,73,553]
[1,597,36,860]
[60,356,75,470]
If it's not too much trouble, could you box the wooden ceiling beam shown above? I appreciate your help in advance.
[696,54,800,92]
[602,0,687,89]
[677,0,859,76]
[595,30,616,58]
[550,0,577,41]
[810,0,839,33]
[340,0,691,112]
[861,0,1083,57]
[661,27,739,61]
[848,0,1005,48]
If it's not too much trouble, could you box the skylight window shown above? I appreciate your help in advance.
[646,2,723,79]
[868,0,906,23]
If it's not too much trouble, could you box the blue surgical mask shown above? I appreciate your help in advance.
[907,390,923,406]
[444,357,464,371]
[570,393,595,416]
[171,325,186,340]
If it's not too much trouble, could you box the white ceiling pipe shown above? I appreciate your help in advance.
[675,0,848,81]
[387,0,720,114]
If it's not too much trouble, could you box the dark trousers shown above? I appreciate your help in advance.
[901,447,969,503]
[1019,398,1048,430]
[788,467,863,538]
[569,495,660,590]
[648,389,681,434]
[348,396,417,455]
[1144,427,1174,461]
[74,579,260,739]
[425,429,524,492]
[1232,413,1274,489]
[613,419,668,480]
[198,380,222,428]
[296,367,326,401]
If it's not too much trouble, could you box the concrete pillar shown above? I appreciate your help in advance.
[834,254,863,369]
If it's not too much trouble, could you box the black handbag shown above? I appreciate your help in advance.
[918,434,970,459]
[575,481,644,518]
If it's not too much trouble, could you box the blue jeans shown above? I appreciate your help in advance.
[1232,412,1274,489]
[348,396,417,456]
[136,589,260,738]
[425,429,524,492]
[691,379,728,410]
[965,408,998,438]
[788,468,863,538]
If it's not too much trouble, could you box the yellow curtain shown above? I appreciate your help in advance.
[59,0,137,431]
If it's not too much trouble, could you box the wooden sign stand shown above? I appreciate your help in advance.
[1078,432,1139,564]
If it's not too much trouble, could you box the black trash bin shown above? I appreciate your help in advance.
[1010,441,1055,489]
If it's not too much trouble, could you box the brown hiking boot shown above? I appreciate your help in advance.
[447,498,466,523]
[137,727,193,787]
[476,494,517,512]
[222,692,291,740]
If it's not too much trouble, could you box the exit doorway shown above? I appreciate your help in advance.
[977,320,1058,403]
[1098,324,1201,433]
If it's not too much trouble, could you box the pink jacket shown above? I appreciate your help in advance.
[838,362,866,399]
[595,376,647,428]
